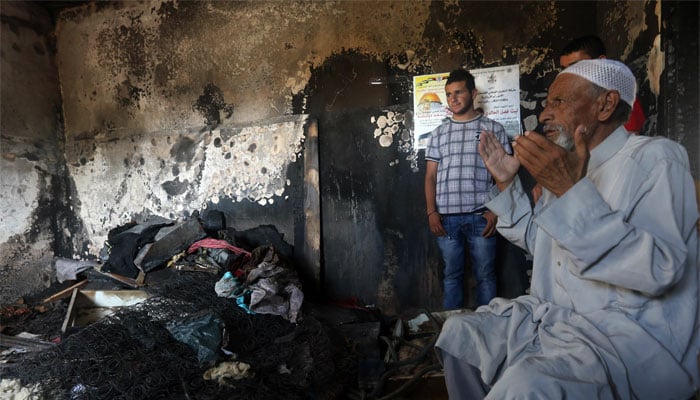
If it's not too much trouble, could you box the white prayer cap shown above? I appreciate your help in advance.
[559,59,636,107]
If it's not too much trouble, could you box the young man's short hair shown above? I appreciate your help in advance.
[446,68,476,91]
[561,35,607,58]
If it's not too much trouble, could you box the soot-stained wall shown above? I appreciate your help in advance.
[661,1,699,181]
[0,2,79,303]
[2,1,696,312]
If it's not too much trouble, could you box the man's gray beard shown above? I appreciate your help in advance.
[554,131,574,150]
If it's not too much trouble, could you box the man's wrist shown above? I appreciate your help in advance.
[427,209,438,217]
[496,179,513,192]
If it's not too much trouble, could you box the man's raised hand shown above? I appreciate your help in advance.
[513,126,590,197]
[478,130,520,191]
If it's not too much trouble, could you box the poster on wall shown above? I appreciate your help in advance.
[412,72,450,149]
[413,64,521,149]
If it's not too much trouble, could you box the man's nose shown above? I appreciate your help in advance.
[538,106,552,124]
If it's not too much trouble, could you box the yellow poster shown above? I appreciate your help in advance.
[413,72,450,149]
[413,64,521,149]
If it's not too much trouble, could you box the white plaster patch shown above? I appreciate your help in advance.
[647,34,664,96]
[395,49,416,70]
[369,110,418,170]
[284,60,313,95]
[371,113,398,147]
[520,99,537,111]
[523,115,539,132]
[620,1,647,61]
[68,116,308,255]
[378,134,393,147]
[0,158,40,243]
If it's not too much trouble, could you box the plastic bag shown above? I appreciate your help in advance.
[166,311,223,367]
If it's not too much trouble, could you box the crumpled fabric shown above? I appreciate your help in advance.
[203,361,253,384]
[211,246,303,323]
[239,245,287,276]
[55,258,98,283]
[214,272,245,298]
[187,238,252,271]
[235,292,254,314]
[248,278,303,323]
[0,378,42,400]
[246,261,285,283]
[246,260,303,323]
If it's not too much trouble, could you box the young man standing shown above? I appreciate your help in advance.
[424,68,511,310]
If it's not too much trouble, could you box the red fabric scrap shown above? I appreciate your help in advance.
[187,238,251,257]
[624,98,646,133]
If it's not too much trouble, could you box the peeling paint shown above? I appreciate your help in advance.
[647,34,664,96]
[68,115,308,255]
[518,48,551,75]
[370,110,417,170]
[523,115,539,132]
[620,0,647,61]
[520,98,537,111]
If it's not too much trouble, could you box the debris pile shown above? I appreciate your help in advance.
[4,272,351,399]
[0,212,357,399]
[0,211,446,399]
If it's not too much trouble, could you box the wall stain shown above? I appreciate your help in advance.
[116,79,144,109]
[170,136,196,163]
[192,83,234,128]
[96,16,150,80]
[162,178,189,196]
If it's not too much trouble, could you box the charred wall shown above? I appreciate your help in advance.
[660,1,699,179]
[0,2,77,303]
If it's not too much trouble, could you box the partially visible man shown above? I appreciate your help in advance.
[435,59,699,399]
[560,35,646,134]
[424,68,511,310]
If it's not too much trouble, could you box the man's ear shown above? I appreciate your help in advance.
[597,90,620,122]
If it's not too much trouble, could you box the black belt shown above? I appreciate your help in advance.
[443,208,487,216]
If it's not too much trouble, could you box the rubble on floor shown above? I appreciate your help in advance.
[2,271,355,399]
[0,213,445,399]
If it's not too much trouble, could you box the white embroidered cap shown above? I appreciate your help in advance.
[560,59,636,107]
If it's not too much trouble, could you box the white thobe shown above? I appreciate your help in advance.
[436,127,699,399]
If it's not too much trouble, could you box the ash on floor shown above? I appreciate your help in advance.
[1,270,362,400]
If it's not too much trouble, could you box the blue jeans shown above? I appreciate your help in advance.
[437,213,497,309]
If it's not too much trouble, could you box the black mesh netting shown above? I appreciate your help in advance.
[2,271,358,399]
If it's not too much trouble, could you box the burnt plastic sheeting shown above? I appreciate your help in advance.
[102,223,171,278]
[200,209,226,235]
[140,217,208,272]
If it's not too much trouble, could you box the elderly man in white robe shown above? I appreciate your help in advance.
[435,59,699,399]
